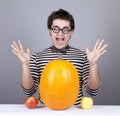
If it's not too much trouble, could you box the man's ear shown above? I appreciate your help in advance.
[69,31,74,40]
[49,31,51,36]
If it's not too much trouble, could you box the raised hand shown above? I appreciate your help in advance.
[86,39,108,66]
[11,40,30,65]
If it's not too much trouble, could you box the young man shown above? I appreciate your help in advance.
[11,9,108,105]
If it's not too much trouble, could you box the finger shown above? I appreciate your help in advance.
[11,41,20,50]
[94,39,100,50]
[11,44,19,53]
[99,50,107,56]
[26,48,30,56]
[12,49,19,56]
[99,44,108,53]
[26,48,30,60]
[18,40,24,51]
[85,48,90,55]
[97,39,105,49]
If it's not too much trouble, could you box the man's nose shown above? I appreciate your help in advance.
[58,29,63,34]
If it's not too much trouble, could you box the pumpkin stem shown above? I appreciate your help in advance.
[58,53,62,59]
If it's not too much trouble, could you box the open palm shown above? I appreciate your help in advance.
[11,41,30,64]
[86,39,108,65]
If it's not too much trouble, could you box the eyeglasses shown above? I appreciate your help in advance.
[51,26,71,34]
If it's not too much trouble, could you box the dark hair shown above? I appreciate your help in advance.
[47,9,75,31]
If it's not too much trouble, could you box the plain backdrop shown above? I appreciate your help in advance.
[0,0,120,105]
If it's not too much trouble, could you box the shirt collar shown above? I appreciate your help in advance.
[50,45,70,54]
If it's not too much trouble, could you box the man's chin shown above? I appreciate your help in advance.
[56,46,64,49]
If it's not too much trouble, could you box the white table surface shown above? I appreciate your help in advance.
[0,104,120,116]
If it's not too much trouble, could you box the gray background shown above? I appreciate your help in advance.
[0,0,120,105]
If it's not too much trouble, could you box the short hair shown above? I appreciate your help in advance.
[47,9,75,31]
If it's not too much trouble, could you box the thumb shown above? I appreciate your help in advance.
[26,48,30,56]
[85,48,90,55]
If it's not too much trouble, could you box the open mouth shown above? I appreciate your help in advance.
[55,38,65,47]
[56,38,64,41]
[55,37,65,49]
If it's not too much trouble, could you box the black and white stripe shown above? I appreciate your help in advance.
[22,46,99,105]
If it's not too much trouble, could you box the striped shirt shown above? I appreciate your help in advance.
[22,45,99,105]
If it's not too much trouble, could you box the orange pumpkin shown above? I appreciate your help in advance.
[39,60,79,110]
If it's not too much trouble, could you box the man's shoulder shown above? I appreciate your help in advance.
[31,47,51,57]
[37,47,51,54]
[69,46,85,54]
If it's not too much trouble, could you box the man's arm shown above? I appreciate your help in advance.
[86,39,108,90]
[11,41,35,90]
[87,64,100,89]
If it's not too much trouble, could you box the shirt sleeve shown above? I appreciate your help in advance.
[86,85,100,96]
[21,84,37,97]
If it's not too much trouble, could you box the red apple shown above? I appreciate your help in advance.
[24,96,38,109]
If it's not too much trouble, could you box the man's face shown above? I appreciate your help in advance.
[49,19,73,49]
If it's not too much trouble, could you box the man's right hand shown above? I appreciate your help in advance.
[11,40,30,65]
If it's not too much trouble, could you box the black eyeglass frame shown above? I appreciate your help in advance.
[51,26,72,34]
